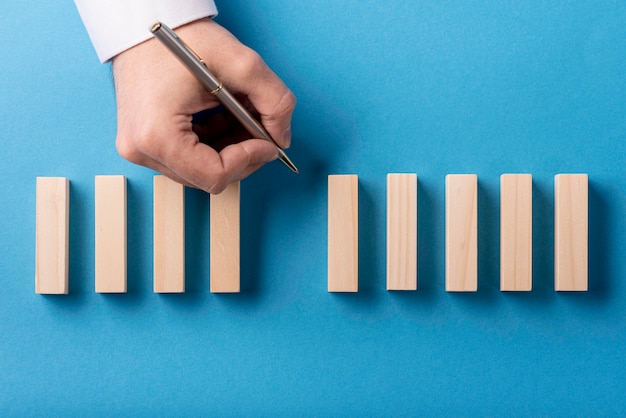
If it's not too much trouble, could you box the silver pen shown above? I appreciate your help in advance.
[150,21,298,173]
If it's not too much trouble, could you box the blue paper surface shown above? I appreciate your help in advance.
[1,1,625,415]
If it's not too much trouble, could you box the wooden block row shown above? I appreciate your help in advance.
[327,174,588,293]
[34,173,588,295]
[35,176,241,294]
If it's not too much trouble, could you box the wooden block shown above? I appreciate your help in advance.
[210,181,240,293]
[555,174,588,291]
[153,176,185,293]
[386,173,418,290]
[95,176,127,293]
[445,174,478,292]
[35,177,69,294]
[328,175,358,292]
[500,174,532,291]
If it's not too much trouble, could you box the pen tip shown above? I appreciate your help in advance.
[277,150,299,173]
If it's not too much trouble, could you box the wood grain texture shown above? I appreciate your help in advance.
[210,181,240,293]
[555,174,588,291]
[95,176,127,293]
[35,177,69,294]
[445,174,477,292]
[153,176,185,293]
[500,174,532,291]
[386,173,417,290]
[328,175,359,292]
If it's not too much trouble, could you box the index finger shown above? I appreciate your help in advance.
[219,49,297,149]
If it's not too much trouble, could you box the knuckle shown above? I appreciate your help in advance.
[207,178,227,195]
[231,48,265,81]
[115,134,141,164]
[274,90,297,116]
[283,90,297,110]
[117,126,165,165]
[203,166,229,194]
[133,130,158,156]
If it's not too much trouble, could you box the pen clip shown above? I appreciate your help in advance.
[152,21,223,95]
[178,38,208,68]
[152,21,208,68]
[177,36,223,95]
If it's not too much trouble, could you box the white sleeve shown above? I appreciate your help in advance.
[74,0,218,63]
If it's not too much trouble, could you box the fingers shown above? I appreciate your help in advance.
[117,127,278,194]
[218,139,280,182]
[225,50,297,150]
[196,23,297,149]
[116,133,194,188]
[111,18,295,194]
[161,136,279,194]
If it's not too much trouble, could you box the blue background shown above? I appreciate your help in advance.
[1,0,625,415]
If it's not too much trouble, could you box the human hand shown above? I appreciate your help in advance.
[112,18,296,193]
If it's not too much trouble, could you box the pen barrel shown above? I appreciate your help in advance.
[151,23,222,90]
[151,22,297,172]
[151,22,279,147]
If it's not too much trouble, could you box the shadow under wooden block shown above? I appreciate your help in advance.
[153,176,185,293]
[445,174,477,292]
[386,173,417,291]
[210,181,240,293]
[35,177,69,294]
[95,175,127,293]
[328,175,358,292]
[500,174,532,291]
[555,174,588,291]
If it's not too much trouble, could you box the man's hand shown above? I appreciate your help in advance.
[112,18,296,194]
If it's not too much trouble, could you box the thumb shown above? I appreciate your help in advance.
[217,139,279,186]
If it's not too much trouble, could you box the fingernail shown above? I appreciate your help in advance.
[281,126,292,148]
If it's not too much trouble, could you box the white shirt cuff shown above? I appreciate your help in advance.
[74,0,218,63]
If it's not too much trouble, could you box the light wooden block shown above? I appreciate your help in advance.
[95,176,127,293]
[500,174,532,291]
[386,173,418,290]
[35,177,69,294]
[153,176,185,293]
[445,174,478,292]
[328,175,358,292]
[210,181,240,293]
[555,174,588,291]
